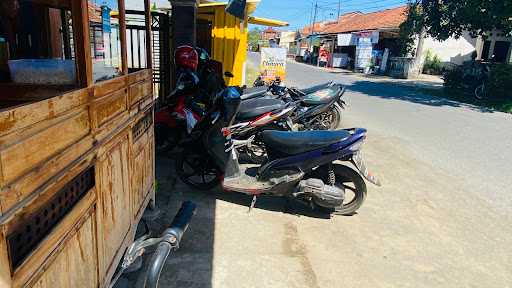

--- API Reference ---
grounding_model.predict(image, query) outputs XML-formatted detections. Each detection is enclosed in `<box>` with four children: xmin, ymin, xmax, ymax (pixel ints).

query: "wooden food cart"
<box><xmin>0</xmin><ymin>0</ymin><xmax>155</xmax><ymax>287</ymax></box>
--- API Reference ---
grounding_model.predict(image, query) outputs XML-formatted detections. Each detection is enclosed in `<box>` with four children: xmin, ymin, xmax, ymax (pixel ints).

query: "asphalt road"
<box><xmin>250</xmin><ymin>51</ymin><xmax>512</xmax><ymax>214</ymax></box>
<box><xmin>144</xmin><ymin>52</ymin><xmax>512</xmax><ymax>288</ymax></box>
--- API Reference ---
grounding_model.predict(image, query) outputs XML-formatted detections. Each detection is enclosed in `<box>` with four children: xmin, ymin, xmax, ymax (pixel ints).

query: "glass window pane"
<box><xmin>125</xmin><ymin>1</ymin><xmax>148</xmax><ymax>73</ymax></box>
<box><xmin>0</xmin><ymin>1</ymin><xmax>78</xmax><ymax>109</ymax></box>
<box><xmin>88</xmin><ymin>0</ymin><xmax>122</xmax><ymax>82</ymax></box>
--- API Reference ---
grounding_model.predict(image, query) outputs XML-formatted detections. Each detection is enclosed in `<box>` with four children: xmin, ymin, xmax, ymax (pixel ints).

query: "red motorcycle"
<box><xmin>155</xmin><ymin>46</ymin><xmax>204</xmax><ymax>152</ymax></box>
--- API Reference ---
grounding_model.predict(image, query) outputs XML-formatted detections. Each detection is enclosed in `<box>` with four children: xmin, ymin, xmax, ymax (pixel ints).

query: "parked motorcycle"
<box><xmin>176</xmin><ymin>86</ymin><xmax>380</xmax><ymax>216</ymax></box>
<box><xmin>232</xmin><ymin>83</ymin><xmax>346</xmax><ymax>163</ymax></box>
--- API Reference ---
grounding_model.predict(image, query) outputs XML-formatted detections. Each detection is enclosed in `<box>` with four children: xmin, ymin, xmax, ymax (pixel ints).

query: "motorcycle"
<box><xmin>232</xmin><ymin>83</ymin><xmax>346</xmax><ymax>163</ymax></box>
<box><xmin>176</xmin><ymin>86</ymin><xmax>381</xmax><ymax>216</ymax></box>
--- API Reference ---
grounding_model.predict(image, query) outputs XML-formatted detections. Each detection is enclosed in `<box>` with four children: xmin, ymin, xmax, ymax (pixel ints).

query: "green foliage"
<box><xmin>488</xmin><ymin>64</ymin><xmax>512</xmax><ymax>99</ymax></box>
<box><xmin>443</xmin><ymin>68</ymin><xmax>464</xmax><ymax>90</ymax></box>
<box><xmin>423</xmin><ymin>50</ymin><xmax>443</xmax><ymax>75</ymax></box>
<box><xmin>444</xmin><ymin>64</ymin><xmax>512</xmax><ymax>100</ymax></box>
<box><xmin>399</xmin><ymin>0</ymin><xmax>512</xmax><ymax>55</ymax></box>
<box><xmin>398</xmin><ymin>2</ymin><xmax>423</xmax><ymax>56</ymax></box>
<box><xmin>248</xmin><ymin>27</ymin><xmax>262</xmax><ymax>49</ymax></box>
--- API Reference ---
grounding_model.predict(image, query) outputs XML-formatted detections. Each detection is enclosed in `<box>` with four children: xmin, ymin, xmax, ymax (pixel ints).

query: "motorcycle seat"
<box><xmin>236</xmin><ymin>98</ymin><xmax>285</xmax><ymax>121</ymax></box>
<box><xmin>240</xmin><ymin>86</ymin><xmax>268</xmax><ymax>100</ymax></box>
<box><xmin>262</xmin><ymin>129</ymin><xmax>352</xmax><ymax>158</ymax></box>
<box><xmin>302</xmin><ymin>85</ymin><xmax>341</xmax><ymax>105</ymax></box>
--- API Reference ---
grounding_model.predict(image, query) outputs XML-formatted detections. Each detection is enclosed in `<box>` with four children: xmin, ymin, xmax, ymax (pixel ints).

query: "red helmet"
<box><xmin>174</xmin><ymin>45</ymin><xmax>198</xmax><ymax>71</ymax></box>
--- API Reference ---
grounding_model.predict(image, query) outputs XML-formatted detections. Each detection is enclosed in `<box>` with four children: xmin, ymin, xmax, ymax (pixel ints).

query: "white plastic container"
<box><xmin>8</xmin><ymin>59</ymin><xmax>76</xmax><ymax>85</ymax></box>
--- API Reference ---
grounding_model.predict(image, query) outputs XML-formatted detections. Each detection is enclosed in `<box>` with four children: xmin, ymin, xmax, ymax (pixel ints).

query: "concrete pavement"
<box><xmin>129</xmin><ymin>52</ymin><xmax>512</xmax><ymax>288</ymax></box>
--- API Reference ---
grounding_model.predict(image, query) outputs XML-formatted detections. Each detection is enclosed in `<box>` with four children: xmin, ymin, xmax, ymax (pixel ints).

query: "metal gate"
<box><xmin>126</xmin><ymin>10</ymin><xmax>171</xmax><ymax>98</ymax></box>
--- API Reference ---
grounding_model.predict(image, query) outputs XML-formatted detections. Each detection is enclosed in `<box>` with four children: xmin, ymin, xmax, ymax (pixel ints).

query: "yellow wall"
<box><xmin>198</xmin><ymin>6</ymin><xmax>248</xmax><ymax>86</ymax></box>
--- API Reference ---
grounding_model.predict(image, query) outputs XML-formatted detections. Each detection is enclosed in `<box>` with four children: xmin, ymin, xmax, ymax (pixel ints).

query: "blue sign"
<box><xmin>102</xmin><ymin>6</ymin><xmax>111</xmax><ymax>33</ymax></box>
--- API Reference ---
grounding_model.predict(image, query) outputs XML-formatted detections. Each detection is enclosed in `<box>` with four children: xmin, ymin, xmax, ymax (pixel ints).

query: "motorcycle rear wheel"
<box><xmin>243</xmin><ymin>123</ymin><xmax>286</xmax><ymax>164</ymax></box>
<box><xmin>306</xmin><ymin>102</ymin><xmax>343</xmax><ymax>130</ymax></box>
<box><xmin>313</xmin><ymin>164</ymin><xmax>367</xmax><ymax>215</ymax></box>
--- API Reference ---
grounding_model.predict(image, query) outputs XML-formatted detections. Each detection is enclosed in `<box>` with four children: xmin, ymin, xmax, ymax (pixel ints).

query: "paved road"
<box><xmin>146</xmin><ymin>52</ymin><xmax>512</xmax><ymax>288</ymax></box>
<box><xmin>250</xmin><ymin>52</ymin><xmax>512</xmax><ymax>214</ymax></box>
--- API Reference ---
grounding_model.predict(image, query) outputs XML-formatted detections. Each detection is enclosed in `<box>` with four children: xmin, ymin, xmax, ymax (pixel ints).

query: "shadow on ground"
<box><xmin>122</xmin><ymin>150</ymin><xmax>333</xmax><ymax>287</ymax></box>
<box><xmin>347</xmin><ymin>80</ymin><xmax>496</xmax><ymax>113</ymax></box>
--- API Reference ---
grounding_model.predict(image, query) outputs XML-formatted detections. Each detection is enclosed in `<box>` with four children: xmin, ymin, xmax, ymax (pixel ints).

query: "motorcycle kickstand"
<box><xmin>248</xmin><ymin>195</ymin><xmax>258</xmax><ymax>213</ymax></box>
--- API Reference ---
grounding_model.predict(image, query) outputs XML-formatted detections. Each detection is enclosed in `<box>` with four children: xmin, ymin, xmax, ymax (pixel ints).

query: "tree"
<box><xmin>248</xmin><ymin>27</ymin><xmax>262</xmax><ymax>48</ymax></box>
<box><xmin>399</xmin><ymin>0</ymin><xmax>512</xmax><ymax>55</ymax></box>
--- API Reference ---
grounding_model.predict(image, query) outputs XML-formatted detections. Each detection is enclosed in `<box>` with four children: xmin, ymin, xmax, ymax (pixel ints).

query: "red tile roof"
<box><xmin>303</xmin><ymin>6</ymin><xmax>408</xmax><ymax>35</ymax></box>
<box><xmin>263</xmin><ymin>26</ymin><xmax>277</xmax><ymax>33</ymax></box>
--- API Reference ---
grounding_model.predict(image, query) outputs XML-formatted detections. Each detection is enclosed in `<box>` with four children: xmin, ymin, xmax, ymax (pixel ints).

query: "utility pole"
<box><xmin>337</xmin><ymin>0</ymin><xmax>341</xmax><ymax>22</ymax></box>
<box><xmin>311</xmin><ymin>2</ymin><xmax>318</xmax><ymax>35</ymax></box>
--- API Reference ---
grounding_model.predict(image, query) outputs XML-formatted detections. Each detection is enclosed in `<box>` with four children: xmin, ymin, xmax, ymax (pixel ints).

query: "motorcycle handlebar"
<box><xmin>145</xmin><ymin>201</ymin><xmax>197</xmax><ymax>288</ymax></box>
<box><xmin>145</xmin><ymin>242</ymin><xmax>172</xmax><ymax>288</ymax></box>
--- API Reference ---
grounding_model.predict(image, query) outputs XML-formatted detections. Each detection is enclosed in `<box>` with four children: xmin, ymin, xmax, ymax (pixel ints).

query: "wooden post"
<box><xmin>118</xmin><ymin>0</ymin><xmax>128</xmax><ymax>75</ymax></box>
<box><xmin>71</xmin><ymin>0</ymin><xmax>93</xmax><ymax>87</ymax></box>
<box><xmin>144</xmin><ymin>0</ymin><xmax>153</xmax><ymax>69</ymax></box>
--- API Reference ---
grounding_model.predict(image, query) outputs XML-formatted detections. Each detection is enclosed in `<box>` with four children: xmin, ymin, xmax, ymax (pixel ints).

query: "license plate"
<box><xmin>352</xmin><ymin>152</ymin><xmax>381</xmax><ymax>186</ymax></box>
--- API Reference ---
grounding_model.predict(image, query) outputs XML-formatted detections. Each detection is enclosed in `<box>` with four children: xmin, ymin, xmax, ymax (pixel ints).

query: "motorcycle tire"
<box><xmin>312</xmin><ymin>164</ymin><xmax>367</xmax><ymax>215</ymax></box>
<box><xmin>244</xmin><ymin>123</ymin><xmax>287</xmax><ymax>164</ymax></box>
<box><xmin>305</xmin><ymin>102</ymin><xmax>343</xmax><ymax>131</ymax></box>
<box><xmin>175</xmin><ymin>150</ymin><xmax>220</xmax><ymax>190</ymax></box>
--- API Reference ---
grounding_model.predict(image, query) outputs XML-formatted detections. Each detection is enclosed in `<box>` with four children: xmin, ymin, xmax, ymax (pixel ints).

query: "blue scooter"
<box><xmin>176</xmin><ymin>87</ymin><xmax>380</xmax><ymax>215</ymax></box>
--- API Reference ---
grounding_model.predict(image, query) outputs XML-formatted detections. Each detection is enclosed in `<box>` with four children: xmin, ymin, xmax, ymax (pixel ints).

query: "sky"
<box><xmin>250</xmin><ymin>0</ymin><xmax>409</xmax><ymax>31</ymax></box>
<box><xmin>123</xmin><ymin>0</ymin><xmax>409</xmax><ymax>31</ymax></box>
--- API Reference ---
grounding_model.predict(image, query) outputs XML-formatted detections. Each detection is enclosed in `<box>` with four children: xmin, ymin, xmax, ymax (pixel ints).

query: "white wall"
<box><xmin>422</xmin><ymin>32</ymin><xmax>478</xmax><ymax>65</ymax></box>
<box><xmin>419</xmin><ymin>30</ymin><xmax>512</xmax><ymax>65</ymax></box>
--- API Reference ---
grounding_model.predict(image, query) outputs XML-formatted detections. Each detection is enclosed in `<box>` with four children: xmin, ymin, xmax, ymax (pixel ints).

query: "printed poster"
<box><xmin>355</xmin><ymin>37</ymin><xmax>372</xmax><ymax>69</ymax></box>
<box><xmin>259</xmin><ymin>47</ymin><xmax>287</xmax><ymax>84</ymax></box>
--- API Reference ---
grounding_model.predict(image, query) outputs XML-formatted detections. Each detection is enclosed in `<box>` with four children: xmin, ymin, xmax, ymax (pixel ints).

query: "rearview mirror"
<box><xmin>224</xmin><ymin>71</ymin><xmax>234</xmax><ymax>78</ymax></box>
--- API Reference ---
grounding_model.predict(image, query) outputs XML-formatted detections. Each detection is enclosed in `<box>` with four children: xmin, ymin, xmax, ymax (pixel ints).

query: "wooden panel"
<box><xmin>144</xmin><ymin>0</ymin><xmax>153</xmax><ymax>69</ymax></box>
<box><xmin>91</xmin><ymin>89</ymin><xmax>128</xmax><ymax>128</ymax></box>
<box><xmin>128</xmin><ymin>80</ymin><xmax>152</xmax><ymax>107</ymax></box>
<box><xmin>96</xmin><ymin>133</ymin><xmax>132</xmax><ymax>278</ymax></box>
<box><xmin>119</xmin><ymin>0</ymin><xmax>128</xmax><ymax>75</ymax></box>
<box><xmin>127</xmin><ymin>69</ymin><xmax>152</xmax><ymax>85</ymax></box>
<box><xmin>0</xmin><ymin>136</ymin><xmax>94</xmax><ymax>215</ymax></box>
<box><xmin>131</xmin><ymin>146</ymin><xmax>145</xmax><ymax>217</ymax></box>
<box><xmin>0</xmin><ymin>88</ymin><xmax>88</xmax><ymax>137</ymax></box>
<box><xmin>101</xmin><ymin>187</ymin><xmax>152</xmax><ymax>287</ymax></box>
<box><xmin>0</xmin><ymin>110</ymin><xmax>90</xmax><ymax>186</ymax></box>
<box><xmin>92</xmin><ymin>76</ymin><xmax>127</xmax><ymax>98</ymax></box>
<box><xmin>130</xmin><ymin>118</ymin><xmax>154</xmax><ymax>218</ymax></box>
<box><xmin>144</xmin><ymin>127</ymin><xmax>154</xmax><ymax>196</ymax></box>
<box><xmin>29</xmin><ymin>213</ymin><xmax>97</xmax><ymax>288</ymax></box>
<box><xmin>11</xmin><ymin>190</ymin><xmax>96</xmax><ymax>287</ymax></box>
<box><xmin>0</xmin><ymin>231</ymin><xmax>12</xmax><ymax>287</ymax></box>
<box><xmin>71</xmin><ymin>0</ymin><xmax>93</xmax><ymax>87</ymax></box>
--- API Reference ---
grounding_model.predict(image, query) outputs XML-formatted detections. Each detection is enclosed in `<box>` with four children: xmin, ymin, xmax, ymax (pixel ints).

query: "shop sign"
<box><xmin>260</xmin><ymin>47</ymin><xmax>287</xmax><ymax>83</ymax></box>
<box><xmin>337</xmin><ymin>33</ymin><xmax>357</xmax><ymax>46</ymax></box>
<box><xmin>102</xmin><ymin>6</ymin><xmax>111</xmax><ymax>33</ymax></box>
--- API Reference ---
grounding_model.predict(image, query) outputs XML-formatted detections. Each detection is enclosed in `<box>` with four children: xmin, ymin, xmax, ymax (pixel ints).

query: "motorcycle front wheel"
<box><xmin>176</xmin><ymin>151</ymin><xmax>221</xmax><ymax>190</ymax></box>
